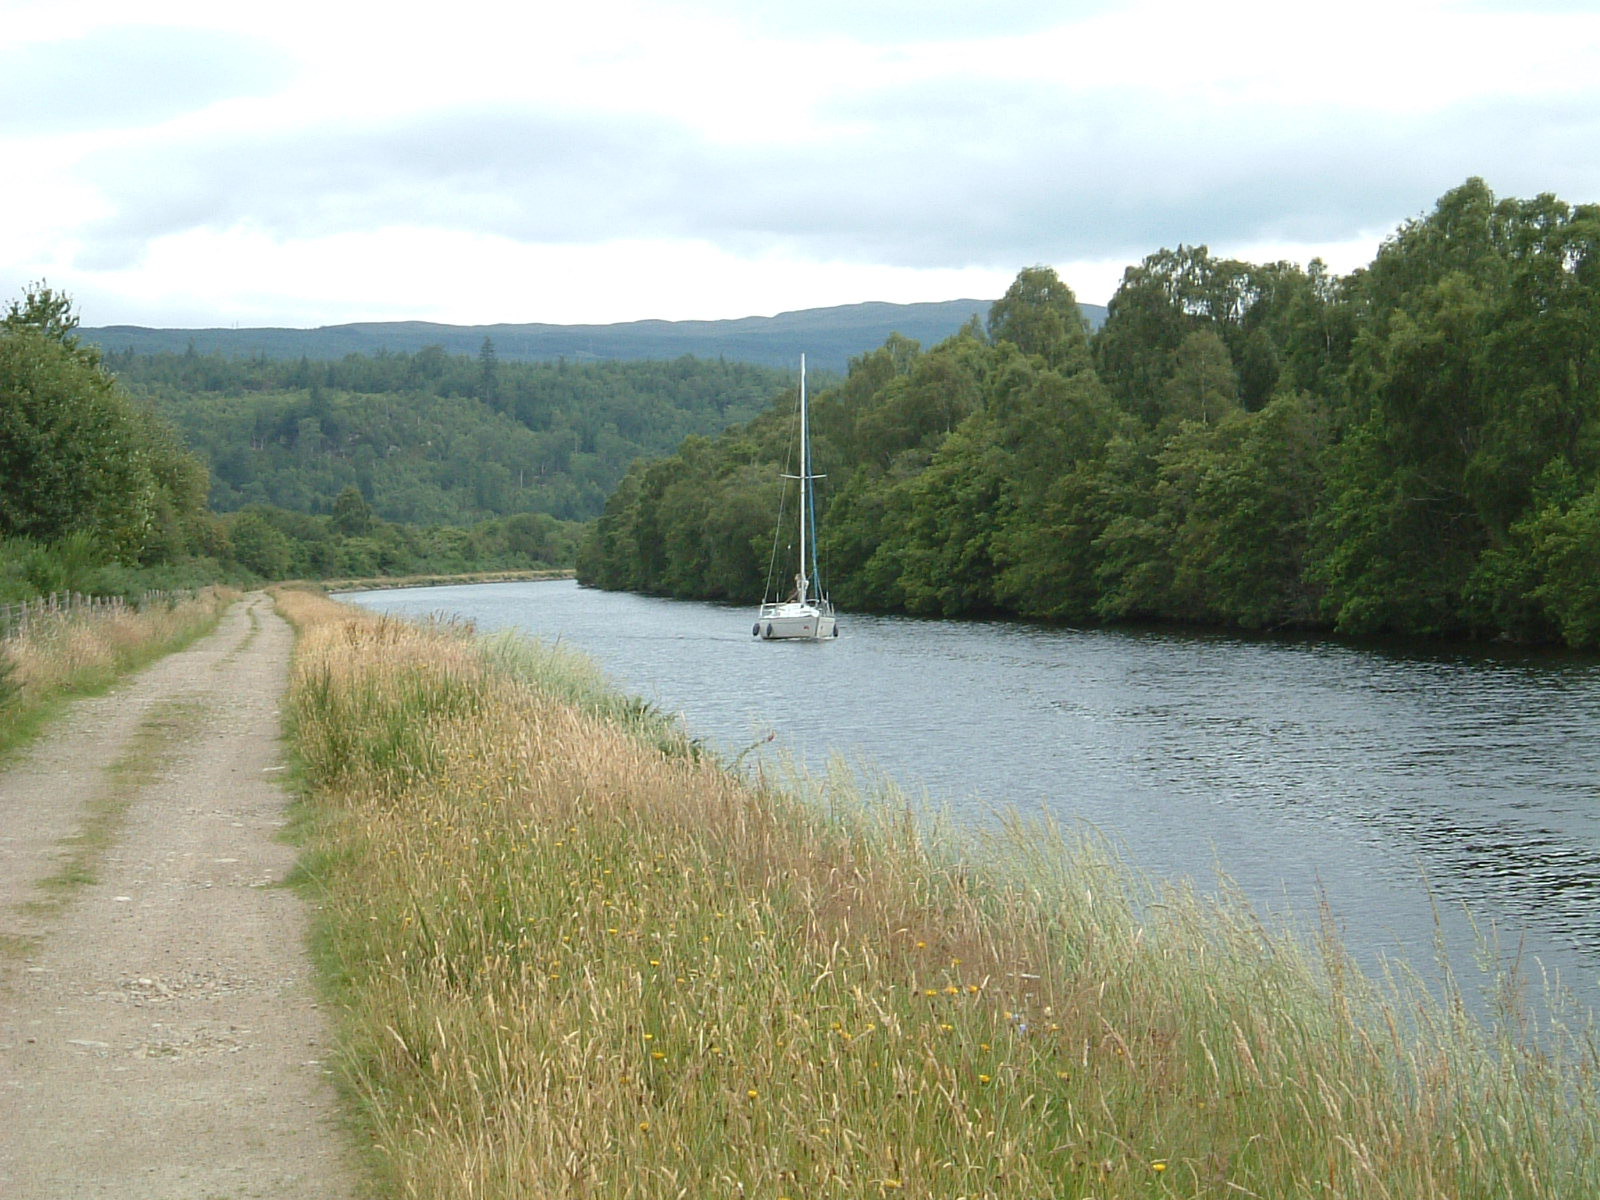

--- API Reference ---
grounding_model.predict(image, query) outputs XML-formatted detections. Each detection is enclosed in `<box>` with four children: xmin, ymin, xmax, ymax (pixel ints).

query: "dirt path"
<box><xmin>0</xmin><ymin>594</ymin><xmax>360</xmax><ymax>1199</ymax></box>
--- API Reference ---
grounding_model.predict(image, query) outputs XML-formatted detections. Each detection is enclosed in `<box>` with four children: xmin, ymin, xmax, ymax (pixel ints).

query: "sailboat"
<box><xmin>753</xmin><ymin>354</ymin><xmax>839</xmax><ymax>641</ymax></box>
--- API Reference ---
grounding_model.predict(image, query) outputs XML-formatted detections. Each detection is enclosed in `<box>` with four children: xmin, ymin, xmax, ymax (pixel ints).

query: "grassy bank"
<box><xmin>280</xmin><ymin>590</ymin><xmax>1600</xmax><ymax>1199</ymax></box>
<box><xmin>0</xmin><ymin>588</ymin><xmax>234</xmax><ymax>759</ymax></box>
<box><xmin>316</xmin><ymin>568</ymin><xmax>575</xmax><ymax>594</ymax></box>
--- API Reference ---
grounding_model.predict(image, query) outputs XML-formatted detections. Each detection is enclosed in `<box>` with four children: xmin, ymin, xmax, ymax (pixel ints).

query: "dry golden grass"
<box><xmin>281</xmin><ymin>588</ymin><xmax>1600</xmax><ymax>1199</ymax></box>
<box><xmin>0</xmin><ymin>589</ymin><xmax>234</xmax><ymax>755</ymax></box>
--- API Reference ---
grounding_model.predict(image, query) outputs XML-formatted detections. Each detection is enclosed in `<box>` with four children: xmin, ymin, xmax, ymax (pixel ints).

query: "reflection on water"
<box><xmin>346</xmin><ymin>579</ymin><xmax>1600</xmax><ymax>1011</ymax></box>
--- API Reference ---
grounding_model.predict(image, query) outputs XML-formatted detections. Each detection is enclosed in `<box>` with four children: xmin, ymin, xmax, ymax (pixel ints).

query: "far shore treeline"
<box><xmin>579</xmin><ymin>180</ymin><xmax>1600</xmax><ymax>648</ymax></box>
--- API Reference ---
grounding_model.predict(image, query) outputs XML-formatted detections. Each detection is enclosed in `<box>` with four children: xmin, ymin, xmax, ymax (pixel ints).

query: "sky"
<box><xmin>4</xmin><ymin>0</ymin><xmax>1599</xmax><ymax>330</ymax></box>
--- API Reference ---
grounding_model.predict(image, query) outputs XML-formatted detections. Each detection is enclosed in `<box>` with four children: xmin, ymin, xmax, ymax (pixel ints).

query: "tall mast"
<box><xmin>797</xmin><ymin>354</ymin><xmax>809</xmax><ymax>605</ymax></box>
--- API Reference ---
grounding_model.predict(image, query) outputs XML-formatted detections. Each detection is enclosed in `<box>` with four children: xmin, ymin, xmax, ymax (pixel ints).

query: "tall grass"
<box><xmin>280</xmin><ymin>589</ymin><xmax>1600</xmax><ymax>1199</ymax></box>
<box><xmin>0</xmin><ymin>587</ymin><xmax>234</xmax><ymax>757</ymax></box>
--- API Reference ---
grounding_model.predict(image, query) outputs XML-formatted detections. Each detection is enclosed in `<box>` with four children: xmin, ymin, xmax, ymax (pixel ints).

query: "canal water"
<box><xmin>346</xmin><ymin>579</ymin><xmax>1600</xmax><ymax>1017</ymax></box>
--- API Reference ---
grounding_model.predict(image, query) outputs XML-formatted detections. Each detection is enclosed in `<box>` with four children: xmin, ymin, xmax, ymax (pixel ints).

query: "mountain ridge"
<box><xmin>82</xmin><ymin>298</ymin><xmax>1109</xmax><ymax>374</ymax></box>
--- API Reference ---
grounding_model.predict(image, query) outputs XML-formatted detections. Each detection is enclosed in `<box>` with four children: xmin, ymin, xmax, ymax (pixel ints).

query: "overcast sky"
<box><xmin>4</xmin><ymin>0</ymin><xmax>1598</xmax><ymax>329</ymax></box>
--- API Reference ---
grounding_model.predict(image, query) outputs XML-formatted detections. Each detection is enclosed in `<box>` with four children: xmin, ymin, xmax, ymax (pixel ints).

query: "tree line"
<box><xmin>579</xmin><ymin>180</ymin><xmax>1600</xmax><ymax>648</ymax></box>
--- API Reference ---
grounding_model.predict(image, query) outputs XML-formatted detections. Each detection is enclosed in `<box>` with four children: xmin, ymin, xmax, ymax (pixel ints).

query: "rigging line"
<box><xmin>762</xmin><ymin>382</ymin><xmax>803</xmax><ymax>604</ymax></box>
<box><xmin>764</xmin><ymin>483</ymin><xmax>791</xmax><ymax>603</ymax></box>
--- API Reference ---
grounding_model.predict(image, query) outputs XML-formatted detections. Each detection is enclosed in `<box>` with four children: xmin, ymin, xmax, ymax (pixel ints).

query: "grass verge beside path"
<box><xmin>0</xmin><ymin>588</ymin><xmax>235</xmax><ymax>761</ymax></box>
<box><xmin>279</xmin><ymin>588</ymin><xmax>1600</xmax><ymax>1200</ymax></box>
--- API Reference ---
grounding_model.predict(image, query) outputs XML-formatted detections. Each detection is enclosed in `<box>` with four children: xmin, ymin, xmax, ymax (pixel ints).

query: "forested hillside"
<box><xmin>580</xmin><ymin>180</ymin><xmax>1600</xmax><ymax>648</ymax></box>
<box><xmin>113</xmin><ymin>351</ymin><xmax>791</xmax><ymax>524</ymax></box>
<box><xmin>10</xmin><ymin>290</ymin><xmax>792</xmax><ymax>596</ymax></box>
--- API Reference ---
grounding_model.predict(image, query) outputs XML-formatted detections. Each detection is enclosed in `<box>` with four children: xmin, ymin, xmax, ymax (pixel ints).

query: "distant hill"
<box><xmin>81</xmin><ymin>299</ymin><xmax>1109</xmax><ymax>375</ymax></box>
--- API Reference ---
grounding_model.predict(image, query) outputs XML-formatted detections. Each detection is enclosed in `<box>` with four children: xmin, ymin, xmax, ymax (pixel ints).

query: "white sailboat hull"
<box><xmin>755</xmin><ymin>602</ymin><xmax>837</xmax><ymax>641</ymax></box>
<box><xmin>753</xmin><ymin>354</ymin><xmax>841</xmax><ymax>643</ymax></box>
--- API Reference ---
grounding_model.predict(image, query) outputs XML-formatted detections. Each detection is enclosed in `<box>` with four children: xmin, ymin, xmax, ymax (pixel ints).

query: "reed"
<box><xmin>279</xmin><ymin>588</ymin><xmax>1600</xmax><ymax>1199</ymax></box>
<box><xmin>0</xmin><ymin>588</ymin><xmax>233</xmax><ymax>757</ymax></box>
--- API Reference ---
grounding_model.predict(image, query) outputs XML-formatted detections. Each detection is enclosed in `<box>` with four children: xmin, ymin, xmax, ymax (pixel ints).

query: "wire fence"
<box><xmin>0</xmin><ymin>590</ymin><xmax>191</xmax><ymax>640</ymax></box>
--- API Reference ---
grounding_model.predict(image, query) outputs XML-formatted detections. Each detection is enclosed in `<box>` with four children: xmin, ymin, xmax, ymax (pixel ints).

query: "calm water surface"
<box><xmin>347</xmin><ymin>579</ymin><xmax>1600</xmax><ymax>1012</ymax></box>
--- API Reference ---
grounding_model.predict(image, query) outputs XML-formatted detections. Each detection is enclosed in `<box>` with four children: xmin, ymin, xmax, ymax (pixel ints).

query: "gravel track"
<box><xmin>0</xmin><ymin>593</ymin><xmax>359</xmax><ymax>1199</ymax></box>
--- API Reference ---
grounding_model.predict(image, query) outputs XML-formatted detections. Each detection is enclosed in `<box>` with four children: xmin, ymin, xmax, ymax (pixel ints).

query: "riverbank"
<box><xmin>316</xmin><ymin>567</ymin><xmax>574</xmax><ymax>594</ymax></box>
<box><xmin>281</xmin><ymin>588</ymin><xmax>1599</xmax><ymax>1198</ymax></box>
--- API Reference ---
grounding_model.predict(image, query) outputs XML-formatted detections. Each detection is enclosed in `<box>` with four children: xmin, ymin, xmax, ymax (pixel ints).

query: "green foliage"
<box><xmin>112</xmin><ymin>350</ymin><xmax>792</xmax><ymax>525</ymax></box>
<box><xmin>1512</xmin><ymin>479</ymin><xmax>1600</xmax><ymax>646</ymax></box>
<box><xmin>1094</xmin><ymin>246</ymin><xmax>1351</xmax><ymax>422</ymax></box>
<box><xmin>1311</xmin><ymin>180</ymin><xmax>1600</xmax><ymax>640</ymax></box>
<box><xmin>330</xmin><ymin>484</ymin><xmax>375</xmax><ymax>537</ymax></box>
<box><xmin>213</xmin><ymin>502</ymin><xmax>584</xmax><ymax>584</ymax></box>
<box><xmin>987</xmin><ymin>265</ymin><xmax>1092</xmax><ymax>371</ymax></box>
<box><xmin>0</xmin><ymin>646</ymin><xmax>15</xmax><ymax>712</ymax></box>
<box><xmin>0</xmin><ymin>531</ymin><xmax>103</xmax><ymax>599</ymax></box>
<box><xmin>3</xmin><ymin>281</ymin><xmax>84</xmax><ymax>348</ymax></box>
<box><xmin>581</xmin><ymin>186</ymin><xmax>1600</xmax><ymax>648</ymax></box>
<box><xmin>228</xmin><ymin>509</ymin><xmax>297</xmax><ymax>579</ymax></box>
<box><xmin>1</xmin><ymin>286</ymin><xmax>211</xmax><ymax>568</ymax></box>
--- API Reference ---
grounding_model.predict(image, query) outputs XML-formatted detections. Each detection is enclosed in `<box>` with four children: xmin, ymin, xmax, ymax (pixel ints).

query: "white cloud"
<box><xmin>60</xmin><ymin>225</ymin><xmax>1014</xmax><ymax>327</ymax></box>
<box><xmin>0</xmin><ymin>26</ymin><xmax>294</xmax><ymax>135</ymax></box>
<box><xmin>3</xmin><ymin>0</ymin><xmax>1598</xmax><ymax>326</ymax></box>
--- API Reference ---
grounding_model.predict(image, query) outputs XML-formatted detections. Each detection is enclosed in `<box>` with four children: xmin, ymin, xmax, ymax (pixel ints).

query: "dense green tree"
<box><xmin>227</xmin><ymin>509</ymin><xmax>295</xmax><ymax>578</ymax></box>
<box><xmin>478</xmin><ymin>337</ymin><xmax>501</xmax><ymax>408</ymax></box>
<box><xmin>1095</xmin><ymin>247</ymin><xmax>1341</xmax><ymax>423</ymax></box>
<box><xmin>578</xmin><ymin>187</ymin><xmax>1600</xmax><ymax>648</ymax></box>
<box><xmin>331</xmin><ymin>484</ymin><xmax>375</xmax><ymax>536</ymax></box>
<box><xmin>1184</xmin><ymin>393</ymin><xmax>1329</xmax><ymax>628</ymax></box>
<box><xmin>1312</xmin><ymin>180</ymin><xmax>1600</xmax><ymax>639</ymax></box>
<box><xmin>1093</xmin><ymin>245</ymin><xmax>1219</xmax><ymax>420</ymax></box>
<box><xmin>3</xmin><ymin>281</ymin><xmax>84</xmax><ymax>348</ymax></box>
<box><xmin>1523</xmin><ymin>480</ymin><xmax>1600</xmax><ymax>646</ymax></box>
<box><xmin>985</xmin><ymin>349</ymin><xmax>1127</xmax><ymax>620</ymax></box>
<box><xmin>891</xmin><ymin>415</ymin><xmax>1007</xmax><ymax>616</ymax></box>
<box><xmin>987</xmin><ymin>266</ymin><xmax>1091</xmax><ymax>371</ymax></box>
<box><xmin>1</xmin><ymin>287</ymin><xmax>209</xmax><ymax>564</ymax></box>
<box><xmin>1161</xmin><ymin>328</ymin><xmax>1240</xmax><ymax>427</ymax></box>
